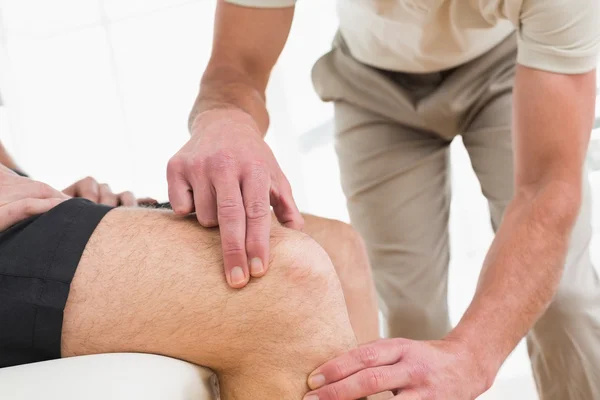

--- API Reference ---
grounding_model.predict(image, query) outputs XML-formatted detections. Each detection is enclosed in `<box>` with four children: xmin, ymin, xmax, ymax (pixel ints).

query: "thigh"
<box><xmin>462</xmin><ymin>92</ymin><xmax>515</xmax><ymax>230</ymax></box>
<box><xmin>334</xmin><ymin>101</ymin><xmax>452</xmax><ymax>337</ymax></box>
<box><xmin>61</xmin><ymin>207</ymin><xmax>354</xmax><ymax>374</ymax></box>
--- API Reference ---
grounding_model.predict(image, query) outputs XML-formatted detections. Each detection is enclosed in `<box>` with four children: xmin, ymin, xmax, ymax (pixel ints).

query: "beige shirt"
<box><xmin>225</xmin><ymin>0</ymin><xmax>600</xmax><ymax>74</ymax></box>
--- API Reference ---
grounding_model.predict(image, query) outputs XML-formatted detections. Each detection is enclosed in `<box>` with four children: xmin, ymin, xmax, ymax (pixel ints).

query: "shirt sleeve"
<box><xmin>224</xmin><ymin>0</ymin><xmax>296</xmax><ymax>8</ymax></box>
<box><xmin>516</xmin><ymin>0</ymin><xmax>600</xmax><ymax>74</ymax></box>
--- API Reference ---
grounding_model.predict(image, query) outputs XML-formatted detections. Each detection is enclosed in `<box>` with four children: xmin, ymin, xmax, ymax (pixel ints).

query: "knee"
<box><xmin>270</xmin><ymin>226</ymin><xmax>340</xmax><ymax>292</ymax></box>
<box><xmin>314</xmin><ymin>219</ymin><xmax>373</xmax><ymax>288</ymax></box>
<box><xmin>258</xmin><ymin>227</ymin><xmax>357</xmax><ymax>360</ymax></box>
<box><xmin>270</xmin><ymin>228</ymin><xmax>355</xmax><ymax>328</ymax></box>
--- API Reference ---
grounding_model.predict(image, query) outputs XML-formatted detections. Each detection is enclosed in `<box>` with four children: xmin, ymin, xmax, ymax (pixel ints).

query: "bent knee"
<box><xmin>226</xmin><ymin>227</ymin><xmax>357</xmax><ymax>368</ymax></box>
<box><xmin>302</xmin><ymin>216</ymin><xmax>371</xmax><ymax>281</ymax></box>
<box><xmin>269</xmin><ymin>226</ymin><xmax>341</xmax><ymax>295</ymax></box>
<box><xmin>268</xmin><ymin>226</ymin><xmax>354</xmax><ymax>326</ymax></box>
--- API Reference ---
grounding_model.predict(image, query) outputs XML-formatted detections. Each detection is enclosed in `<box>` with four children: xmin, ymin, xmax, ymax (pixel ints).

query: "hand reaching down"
<box><xmin>167</xmin><ymin>108</ymin><xmax>304</xmax><ymax>288</ymax></box>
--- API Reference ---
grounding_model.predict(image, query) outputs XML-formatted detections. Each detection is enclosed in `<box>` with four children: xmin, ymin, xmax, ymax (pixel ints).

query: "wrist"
<box><xmin>444</xmin><ymin>327</ymin><xmax>502</xmax><ymax>391</ymax></box>
<box><xmin>190</xmin><ymin>106</ymin><xmax>247</xmax><ymax>130</ymax></box>
<box><xmin>190</xmin><ymin>107</ymin><xmax>263</xmax><ymax>139</ymax></box>
<box><xmin>192</xmin><ymin>70</ymin><xmax>269</xmax><ymax>133</ymax></box>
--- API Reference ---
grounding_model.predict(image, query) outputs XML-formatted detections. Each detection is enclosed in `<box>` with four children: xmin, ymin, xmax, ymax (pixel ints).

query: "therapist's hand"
<box><xmin>0</xmin><ymin>165</ymin><xmax>69</xmax><ymax>231</ymax></box>
<box><xmin>304</xmin><ymin>338</ymin><xmax>491</xmax><ymax>400</ymax></box>
<box><xmin>167</xmin><ymin>108</ymin><xmax>303</xmax><ymax>288</ymax></box>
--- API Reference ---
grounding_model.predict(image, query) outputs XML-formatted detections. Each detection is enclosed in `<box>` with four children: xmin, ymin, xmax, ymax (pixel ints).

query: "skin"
<box><xmin>0</xmin><ymin>164</ymin><xmax>69</xmax><ymax>231</ymax></box>
<box><xmin>0</xmin><ymin>152</ymin><xmax>383</xmax><ymax>398</ymax></box>
<box><xmin>0</xmin><ymin>161</ymin><xmax>382</xmax><ymax>400</ymax></box>
<box><xmin>168</xmin><ymin>3</ymin><xmax>299</xmax><ymax>289</ymax></box>
<box><xmin>183</xmin><ymin>1</ymin><xmax>598</xmax><ymax>398</ymax></box>
<box><xmin>0</xmin><ymin>145</ymin><xmax>381</xmax><ymax>348</ymax></box>
<box><xmin>62</xmin><ymin>177</ymin><xmax>140</xmax><ymax>207</ymax></box>
<box><xmin>58</xmin><ymin>206</ymin><xmax>358</xmax><ymax>400</ymax></box>
<box><xmin>0</xmin><ymin>143</ymin><xmax>146</xmax><ymax>209</ymax></box>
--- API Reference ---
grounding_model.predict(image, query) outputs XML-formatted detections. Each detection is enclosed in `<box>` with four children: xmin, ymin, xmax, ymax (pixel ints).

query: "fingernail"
<box><xmin>303</xmin><ymin>395</ymin><xmax>319</xmax><ymax>400</ymax></box>
<box><xmin>230</xmin><ymin>267</ymin><xmax>246</xmax><ymax>285</ymax></box>
<box><xmin>250</xmin><ymin>258</ymin><xmax>264</xmax><ymax>276</ymax></box>
<box><xmin>308</xmin><ymin>374</ymin><xmax>325</xmax><ymax>389</ymax></box>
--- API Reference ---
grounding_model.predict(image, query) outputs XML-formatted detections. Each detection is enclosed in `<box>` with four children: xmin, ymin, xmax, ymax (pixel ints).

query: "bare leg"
<box><xmin>302</xmin><ymin>214</ymin><xmax>380</xmax><ymax>343</ymax></box>
<box><xmin>62</xmin><ymin>208</ymin><xmax>356</xmax><ymax>400</ymax></box>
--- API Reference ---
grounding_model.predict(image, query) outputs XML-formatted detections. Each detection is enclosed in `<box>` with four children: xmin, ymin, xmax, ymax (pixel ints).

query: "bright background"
<box><xmin>0</xmin><ymin>1</ymin><xmax>599</xmax><ymax>398</ymax></box>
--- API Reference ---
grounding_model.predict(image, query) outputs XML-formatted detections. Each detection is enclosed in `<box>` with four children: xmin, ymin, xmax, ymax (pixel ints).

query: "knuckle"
<box><xmin>357</xmin><ymin>346</ymin><xmax>379</xmax><ymax>368</ymax></box>
<box><xmin>222</xmin><ymin>243</ymin><xmax>245</xmax><ymax>257</ymax></box>
<box><xmin>326</xmin><ymin>384</ymin><xmax>345</xmax><ymax>400</ymax></box>
<box><xmin>83</xmin><ymin>176</ymin><xmax>97</xmax><ymax>186</ymax></box>
<box><xmin>246</xmin><ymin>160</ymin><xmax>268</xmax><ymax>179</ymax></box>
<box><xmin>245</xmin><ymin>200</ymin><xmax>270</xmax><ymax>220</ymax></box>
<box><xmin>167</xmin><ymin>157</ymin><xmax>185</xmax><ymax>175</ymax></box>
<box><xmin>209</xmin><ymin>150</ymin><xmax>237</xmax><ymax>170</ymax></box>
<box><xmin>218</xmin><ymin>198</ymin><xmax>243</xmax><ymax>218</ymax></box>
<box><xmin>408</xmin><ymin>361</ymin><xmax>428</xmax><ymax>383</ymax></box>
<box><xmin>188</xmin><ymin>155</ymin><xmax>207</xmax><ymax>171</ymax></box>
<box><xmin>333</xmin><ymin>361</ymin><xmax>350</xmax><ymax>381</ymax></box>
<box><xmin>35</xmin><ymin>182</ymin><xmax>54</xmax><ymax>198</ymax></box>
<box><xmin>22</xmin><ymin>198</ymin><xmax>36</xmax><ymax>213</ymax></box>
<box><xmin>363</xmin><ymin>369</ymin><xmax>387</xmax><ymax>392</ymax></box>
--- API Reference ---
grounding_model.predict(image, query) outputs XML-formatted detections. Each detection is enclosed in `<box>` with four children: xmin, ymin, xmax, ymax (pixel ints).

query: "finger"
<box><xmin>137</xmin><ymin>197</ymin><xmax>158</xmax><ymax>207</ymax></box>
<box><xmin>215</xmin><ymin>179</ymin><xmax>249</xmax><ymax>288</ymax></box>
<box><xmin>167</xmin><ymin>158</ymin><xmax>194</xmax><ymax>215</ymax></box>
<box><xmin>308</xmin><ymin>339</ymin><xmax>409</xmax><ymax>389</ymax></box>
<box><xmin>117</xmin><ymin>191</ymin><xmax>137</xmax><ymax>207</ymax></box>
<box><xmin>76</xmin><ymin>177</ymin><xmax>100</xmax><ymax>202</ymax></box>
<box><xmin>241</xmin><ymin>165</ymin><xmax>271</xmax><ymax>278</ymax></box>
<box><xmin>98</xmin><ymin>184</ymin><xmax>119</xmax><ymax>207</ymax></box>
<box><xmin>0</xmin><ymin>198</ymin><xmax>65</xmax><ymax>231</ymax></box>
<box><xmin>62</xmin><ymin>182</ymin><xmax>77</xmax><ymax>197</ymax></box>
<box><xmin>192</xmin><ymin>176</ymin><xmax>218</xmax><ymax>227</ymax></box>
<box><xmin>13</xmin><ymin>181</ymin><xmax>70</xmax><ymax>203</ymax></box>
<box><xmin>304</xmin><ymin>366</ymin><xmax>410</xmax><ymax>400</ymax></box>
<box><xmin>271</xmin><ymin>175</ymin><xmax>304</xmax><ymax>230</ymax></box>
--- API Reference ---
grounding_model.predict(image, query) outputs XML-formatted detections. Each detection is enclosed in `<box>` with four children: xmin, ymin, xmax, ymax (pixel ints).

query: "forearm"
<box><xmin>188</xmin><ymin>0</ymin><xmax>293</xmax><ymax>135</ymax></box>
<box><xmin>449</xmin><ymin>183</ymin><xmax>579</xmax><ymax>381</ymax></box>
<box><xmin>448</xmin><ymin>66</ymin><xmax>596</xmax><ymax>385</ymax></box>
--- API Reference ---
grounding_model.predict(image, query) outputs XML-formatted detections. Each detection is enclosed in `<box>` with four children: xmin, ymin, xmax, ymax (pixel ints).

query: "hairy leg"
<box><xmin>302</xmin><ymin>214</ymin><xmax>380</xmax><ymax>343</ymax></box>
<box><xmin>62</xmin><ymin>208</ymin><xmax>356</xmax><ymax>400</ymax></box>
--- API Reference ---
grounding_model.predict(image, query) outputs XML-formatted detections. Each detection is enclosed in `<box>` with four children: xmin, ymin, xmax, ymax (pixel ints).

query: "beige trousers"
<box><xmin>312</xmin><ymin>33</ymin><xmax>600</xmax><ymax>400</ymax></box>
